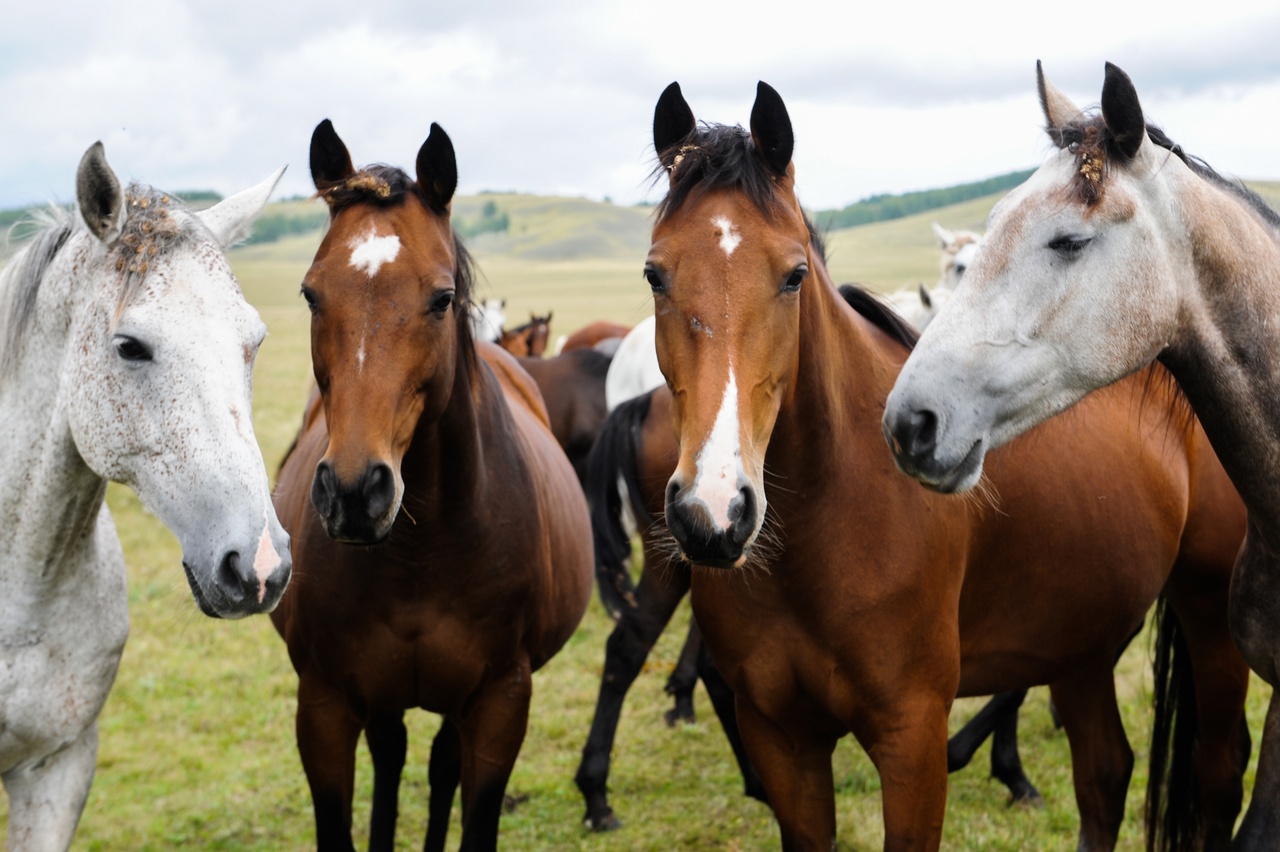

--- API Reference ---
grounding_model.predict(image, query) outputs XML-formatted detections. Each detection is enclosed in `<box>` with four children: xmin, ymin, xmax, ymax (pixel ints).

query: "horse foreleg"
<box><xmin>424</xmin><ymin>719</ymin><xmax>461</xmax><ymax>852</ymax></box>
<box><xmin>695</xmin><ymin>641</ymin><xmax>767</xmax><ymax>804</ymax></box>
<box><xmin>735</xmin><ymin>699</ymin><xmax>837</xmax><ymax>851</ymax></box>
<box><xmin>455</xmin><ymin>663</ymin><xmax>532</xmax><ymax>852</ymax></box>
<box><xmin>1232</xmin><ymin>694</ymin><xmax>1280</xmax><ymax>850</ymax></box>
<box><xmin>862</xmin><ymin>695</ymin><xmax>951</xmax><ymax>852</ymax></box>
<box><xmin>664</xmin><ymin>617</ymin><xmax>702</xmax><ymax>726</ymax></box>
<box><xmin>365</xmin><ymin>710</ymin><xmax>407</xmax><ymax>852</ymax></box>
<box><xmin>296</xmin><ymin>676</ymin><xmax>362</xmax><ymax>852</ymax></box>
<box><xmin>2</xmin><ymin>723</ymin><xmax>97</xmax><ymax>852</ymax></box>
<box><xmin>575</xmin><ymin>563</ymin><xmax>689</xmax><ymax>831</ymax></box>
<box><xmin>1048</xmin><ymin>663</ymin><xmax>1131</xmax><ymax>852</ymax></box>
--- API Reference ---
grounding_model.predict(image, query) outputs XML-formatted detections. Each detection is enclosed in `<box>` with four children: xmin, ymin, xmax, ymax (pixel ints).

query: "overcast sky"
<box><xmin>3</xmin><ymin>1</ymin><xmax>1279</xmax><ymax>211</ymax></box>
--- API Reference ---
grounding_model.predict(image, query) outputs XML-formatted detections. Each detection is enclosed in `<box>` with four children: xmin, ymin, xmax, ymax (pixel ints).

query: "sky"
<box><xmin>3</xmin><ymin>1</ymin><xmax>1280</xmax><ymax>211</ymax></box>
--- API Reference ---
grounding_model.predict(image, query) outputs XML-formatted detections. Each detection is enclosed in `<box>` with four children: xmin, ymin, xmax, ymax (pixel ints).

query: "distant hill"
<box><xmin>818</xmin><ymin>169</ymin><xmax>1035</xmax><ymax>230</ymax></box>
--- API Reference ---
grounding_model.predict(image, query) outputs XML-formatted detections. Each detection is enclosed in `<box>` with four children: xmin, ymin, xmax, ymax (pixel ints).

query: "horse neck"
<box><xmin>0</xmin><ymin>232</ymin><xmax>112</xmax><ymax>583</ymax></box>
<box><xmin>775</xmin><ymin>258</ymin><xmax>903</xmax><ymax>467</ymax></box>
<box><xmin>1160</xmin><ymin>176</ymin><xmax>1280</xmax><ymax>546</ymax></box>
<box><xmin>398</xmin><ymin>340</ymin><xmax>501</xmax><ymax>522</ymax></box>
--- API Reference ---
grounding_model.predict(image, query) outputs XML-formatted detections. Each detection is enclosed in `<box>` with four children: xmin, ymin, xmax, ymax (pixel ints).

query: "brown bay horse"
<box><xmin>558</xmin><ymin>319</ymin><xmax>632</xmax><ymax>354</ymax></box>
<box><xmin>498</xmin><ymin>312</ymin><xmax>552</xmax><ymax>357</ymax></box>
<box><xmin>271</xmin><ymin>119</ymin><xmax>593</xmax><ymax>852</ymax></box>
<box><xmin>517</xmin><ymin>347</ymin><xmax>611</xmax><ymax>485</ymax></box>
<box><xmin>643</xmin><ymin>81</ymin><xmax>1248</xmax><ymax>850</ymax></box>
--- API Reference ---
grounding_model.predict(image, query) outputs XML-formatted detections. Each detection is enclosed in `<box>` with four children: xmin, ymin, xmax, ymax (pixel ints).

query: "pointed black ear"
<box><xmin>653</xmin><ymin>82</ymin><xmax>696</xmax><ymax>162</ymax></box>
<box><xmin>1101</xmin><ymin>62</ymin><xmax>1145</xmax><ymax>160</ymax></box>
<box><xmin>918</xmin><ymin>283</ymin><xmax>932</xmax><ymax>309</ymax></box>
<box><xmin>416</xmin><ymin>123</ymin><xmax>458</xmax><ymax>213</ymax></box>
<box><xmin>310</xmin><ymin>119</ymin><xmax>355</xmax><ymax>190</ymax></box>
<box><xmin>76</xmin><ymin>141</ymin><xmax>124</xmax><ymax>243</ymax></box>
<box><xmin>750</xmin><ymin>81</ymin><xmax>793</xmax><ymax>176</ymax></box>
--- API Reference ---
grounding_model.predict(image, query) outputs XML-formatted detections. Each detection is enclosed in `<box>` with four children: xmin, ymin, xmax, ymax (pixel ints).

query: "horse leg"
<box><xmin>695</xmin><ymin>640</ymin><xmax>768</xmax><ymax>804</ymax></box>
<box><xmin>1048</xmin><ymin>662</ymin><xmax>1131</xmax><ymax>852</ymax></box>
<box><xmin>946</xmin><ymin>690</ymin><xmax>1042</xmax><ymax>805</ymax></box>
<box><xmin>862</xmin><ymin>694</ymin><xmax>952</xmax><ymax>851</ymax></box>
<box><xmin>365</xmin><ymin>710</ymin><xmax>407</xmax><ymax>852</ymax></box>
<box><xmin>1158</xmin><ymin>563</ymin><xmax>1250</xmax><ymax>850</ymax></box>
<box><xmin>454</xmin><ymin>663</ymin><xmax>532</xmax><ymax>852</ymax></box>
<box><xmin>2</xmin><ymin>723</ymin><xmax>97</xmax><ymax>852</ymax></box>
<box><xmin>575</xmin><ymin>560</ymin><xmax>690</xmax><ymax>831</ymax></box>
<box><xmin>734</xmin><ymin>699</ymin><xmax>837</xmax><ymax>851</ymax></box>
<box><xmin>1228</xmin><ymin>528</ymin><xmax>1280</xmax><ymax>850</ymax></box>
<box><xmin>424</xmin><ymin>719</ymin><xmax>461</xmax><ymax>852</ymax></box>
<box><xmin>664</xmin><ymin>616</ymin><xmax>702</xmax><ymax>726</ymax></box>
<box><xmin>296</xmin><ymin>676</ymin><xmax>363</xmax><ymax>852</ymax></box>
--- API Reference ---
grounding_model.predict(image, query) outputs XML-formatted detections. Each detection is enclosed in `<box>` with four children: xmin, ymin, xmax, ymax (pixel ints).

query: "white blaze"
<box><xmin>713</xmin><ymin>216</ymin><xmax>741</xmax><ymax>257</ymax></box>
<box><xmin>348</xmin><ymin>230</ymin><xmax>401</xmax><ymax>278</ymax></box>
<box><xmin>694</xmin><ymin>368</ymin><xmax>742</xmax><ymax>528</ymax></box>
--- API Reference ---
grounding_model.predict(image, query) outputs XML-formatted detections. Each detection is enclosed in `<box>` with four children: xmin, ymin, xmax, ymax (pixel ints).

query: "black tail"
<box><xmin>1145</xmin><ymin>597</ymin><xmax>1200</xmax><ymax>851</ymax></box>
<box><xmin>584</xmin><ymin>390</ymin><xmax>658</xmax><ymax>620</ymax></box>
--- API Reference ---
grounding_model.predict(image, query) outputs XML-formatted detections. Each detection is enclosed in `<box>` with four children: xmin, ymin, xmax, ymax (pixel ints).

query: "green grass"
<box><xmin>3</xmin><ymin>188</ymin><xmax>1277</xmax><ymax>850</ymax></box>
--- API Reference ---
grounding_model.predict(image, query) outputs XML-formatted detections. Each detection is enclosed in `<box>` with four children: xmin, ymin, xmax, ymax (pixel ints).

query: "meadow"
<box><xmin>5</xmin><ymin>187</ymin><xmax>1277</xmax><ymax>850</ymax></box>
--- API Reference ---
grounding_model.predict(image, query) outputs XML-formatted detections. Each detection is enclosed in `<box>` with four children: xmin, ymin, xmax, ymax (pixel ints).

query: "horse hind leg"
<box><xmin>664</xmin><ymin>617</ymin><xmax>702</xmax><ymax>727</ymax></box>
<box><xmin>1048</xmin><ymin>662</ymin><xmax>1131</xmax><ymax>851</ymax></box>
<box><xmin>424</xmin><ymin>719</ymin><xmax>461</xmax><ymax>852</ymax></box>
<box><xmin>575</xmin><ymin>560</ymin><xmax>689</xmax><ymax>831</ymax></box>
<box><xmin>365</xmin><ymin>711</ymin><xmax>407</xmax><ymax>852</ymax></box>
<box><xmin>695</xmin><ymin>639</ymin><xmax>768</xmax><ymax>804</ymax></box>
<box><xmin>946</xmin><ymin>690</ymin><xmax>1043</xmax><ymax>806</ymax></box>
<box><xmin>3</xmin><ymin>724</ymin><xmax>98</xmax><ymax>852</ymax></box>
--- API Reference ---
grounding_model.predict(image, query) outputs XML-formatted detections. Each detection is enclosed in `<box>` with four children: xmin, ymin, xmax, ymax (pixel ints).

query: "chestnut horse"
<box><xmin>883</xmin><ymin>61</ymin><xmax>1280</xmax><ymax>849</ymax></box>
<box><xmin>271</xmin><ymin>119</ymin><xmax>593</xmax><ymax>852</ymax></box>
<box><xmin>499</xmin><ymin>311</ymin><xmax>552</xmax><ymax>357</ymax></box>
<box><xmin>556</xmin><ymin>319</ymin><xmax>631</xmax><ymax>355</ymax></box>
<box><xmin>644</xmin><ymin>81</ymin><xmax>1247</xmax><ymax>850</ymax></box>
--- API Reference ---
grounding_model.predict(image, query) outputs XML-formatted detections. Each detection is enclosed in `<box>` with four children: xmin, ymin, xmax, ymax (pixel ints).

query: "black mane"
<box><xmin>838</xmin><ymin>284</ymin><xmax>920</xmax><ymax>351</ymax></box>
<box><xmin>1145</xmin><ymin>125</ymin><xmax>1280</xmax><ymax>231</ymax></box>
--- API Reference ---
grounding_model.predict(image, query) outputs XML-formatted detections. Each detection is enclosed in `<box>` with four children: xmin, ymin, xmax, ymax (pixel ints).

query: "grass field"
<box><xmin>3</xmin><ymin>188</ymin><xmax>1276</xmax><ymax>850</ymax></box>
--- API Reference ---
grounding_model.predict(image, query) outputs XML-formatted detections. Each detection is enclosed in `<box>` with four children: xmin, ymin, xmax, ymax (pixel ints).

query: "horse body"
<box><xmin>883</xmin><ymin>62</ymin><xmax>1280</xmax><ymax>847</ymax></box>
<box><xmin>603</xmin><ymin>314</ymin><xmax>664</xmax><ymax>410</ymax></box>
<box><xmin>272</xmin><ymin>120</ymin><xmax>591</xmax><ymax>851</ymax></box>
<box><xmin>517</xmin><ymin>347</ymin><xmax>611</xmax><ymax>484</ymax></box>
<box><xmin>555</xmin><ymin>319</ymin><xmax>631</xmax><ymax>355</ymax></box>
<box><xmin>648</xmin><ymin>82</ymin><xmax>1246</xmax><ymax>850</ymax></box>
<box><xmin>0</xmin><ymin>146</ymin><xmax>290</xmax><ymax>850</ymax></box>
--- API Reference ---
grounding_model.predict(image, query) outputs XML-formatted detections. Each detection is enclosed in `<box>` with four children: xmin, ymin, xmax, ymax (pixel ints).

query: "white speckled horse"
<box><xmin>469</xmin><ymin>296</ymin><xmax>506</xmax><ymax>343</ymax></box>
<box><xmin>884</xmin><ymin>223</ymin><xmax>978</xmax><ymax>330</ymax></box>
<box><xmin>0</xmin><ymin>143</ymin><xmax>292</xmax><ymax>850</ymax></box>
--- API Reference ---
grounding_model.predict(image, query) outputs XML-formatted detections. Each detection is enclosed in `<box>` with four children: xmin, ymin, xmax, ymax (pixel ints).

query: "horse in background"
<box><xmin>0</xmin><ymin>144</ymin><xmax>290</xmax><ymax>850</ymax></box>
<box><xmin>647</xmin><ymin>80</ymin><xmax>1245</xmax><ymax>850</ymax></box>
<box><xmin>271</xmin><ymin>119</ymin><xmax>592</xmax><ymax>852</ymax></box>
<box><xmin>517</xmin><ymin>346</ymin><xmax>611</xmax><ymax>484</ymax></box>
<box><xmin>554</xmin><ymin>319</ymin><xmax>631</xmax><ymax>356</ymax></box>
<box><xmin>603</xmin><ymin>314</ymin><xmax>664</xmax><ymax>410</ymax></box>
<box><xmin>469</xmin><ymin>296</ymin><xmax>506</xmax><ymax>343</ymax></box>
<box><xmin>499</xmin><ymin>311</ymin><xmax>552</xmax><ymax>357</ymax></box>
<box><xmin>882</xmin><ymin>222</ymin><xmax>978</xmax><ymax>330</ymax></box>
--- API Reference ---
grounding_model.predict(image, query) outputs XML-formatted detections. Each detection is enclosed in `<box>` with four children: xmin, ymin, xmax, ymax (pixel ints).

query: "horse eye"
<box><xmin>954</xmin><ymin>264</ymin><xmax>967</xmax><ymax>276</ymax></box>
<box><xmin>644</xmin><ymin>267</ymin><xmax>666</xmax><ymax>293</ymax></box>
<box><xmin>782</xmin><ymin>265</ymin><xmax>807</xmax><ymax>293</ymax></box>
<box><xmin>1048</xmin><ymin>235</ymin><xmax>1092</xmax><ymax>258</ymax></box>
<box><xmin>300</xmin><ymin>285</ymin><xmax>318</xmax><ymax>313</ymax></box>
<box><xmin>114</xmin><ymin>335</ymin><xmax>152</xmax><ymax>362</ymax></box>
<box><xmin>430</xmin><ymin>291</ymin><xmax>455</xmax><ymax>314</ymax></box>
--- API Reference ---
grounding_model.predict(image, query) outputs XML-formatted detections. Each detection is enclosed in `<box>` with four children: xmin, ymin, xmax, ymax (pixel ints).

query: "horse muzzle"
<box><xmin>311</xmin><ymin>459</ymin><xmax>398</xmax><ymax>544</ymax></box>
<box><xmin>664</xmin><ymin>477</ymin><xmax>759</xmax><ymax>570</ymax></box>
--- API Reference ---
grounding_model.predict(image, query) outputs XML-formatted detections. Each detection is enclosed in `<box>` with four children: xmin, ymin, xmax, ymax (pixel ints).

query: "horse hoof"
<box><xmin>1006</xmin><ymin>788</ymin><xmax>1045</xmax><ymax>809</ymax></box>
<box><xmin>584</xmin><ymin>811</ymin><xmax>623</xmax><ymax>832</ymax></box>
<box><xmin>503</xmin><ymin>792</ymin><xmax>529</xmax><ymax>814</ymax></box>
<box><xmin>663</xmin><ymin>708</ymin><xmax>695</xmax><ymax>727</ymax></box>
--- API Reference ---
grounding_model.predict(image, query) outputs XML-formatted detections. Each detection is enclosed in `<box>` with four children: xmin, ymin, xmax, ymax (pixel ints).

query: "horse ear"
<box><xmin>416</xmin><ymin>122</ymin><xmax>457</xmax><ymax>213</ymax></box>
<box><xmin>76</xmin><ymin>142</ymin><xmax>124</xmax><ymax>244</ymax></box>
<box><xmin>196</xmin><ymin>165</ymin><xmax>286</xmax><ymax>248</ymax></box>
<box><xmin>918</xmin><ymin>283</ymin><xmax>932</xmax><ymax>309</ymax></box>
<box><xmin>1036</xmin><ymin>60</ymin><xmax>1082</xmax><ymax>146</ymax></box>
<box><xmin>750</xmin><ymin>81</ymin><xmax>794</xmax><ymax>176</ymax></box>
<box><xmin>310</xmin><ymin>119</ymin><xmax>355</xmax><ymax>192</ymax></box>
<box><xmin>653</xmin><ymin>82</ymin><xmax>696</xmax><ymax>165</ymax></box>
<box><xmin>1101</xmin><ymin>62</ymin><xmax>1145</xmax><ymax>160</ymax></box>
<box><xmin>931</xmin><ymin>221</ymin><xmax>953</xmax><ymax>248</ymax></box>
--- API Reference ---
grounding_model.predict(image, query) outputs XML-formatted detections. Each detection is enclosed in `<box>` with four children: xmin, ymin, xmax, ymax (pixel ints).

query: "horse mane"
<box><xmin>0</xmin><ymin>184</ymin><xmax>198</xmax><ymax>382</ymax></box>
<box><xmin>839</xmin><ymin>284</ymin><xmax>921</xmax><ymax>351</ymax></box>
<box><xmin>1052</xmin><ymin>116</ymin><xmax>1280</xmax><ymax>229</ymax></box>
<box><xmin>653</xmin><ymin>123</ymin><xmax>790</xmax><ymax>226</ymax></box>
<box><xmin>313</xmin><ymin>163</ymin><xmax>478</xmax><ymax>360</ymax></box>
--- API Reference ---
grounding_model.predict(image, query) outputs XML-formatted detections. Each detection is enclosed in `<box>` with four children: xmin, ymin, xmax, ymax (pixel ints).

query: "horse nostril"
<box><xmin>311</xmin><ymin>461</ymin><xmax>337</xmax><ymax>519</ymax></box>
<box><xmin>728</xmin><ymin>485</ymin><xmax>757</xmax><ymax>546</ymax></box>
<box><xmin>891</xmin><ymin>408</ymin><xmax>939</xmax><ymax>460</ymax></box>
<box><xmin>362</xmin><ymin>463</ymin><xmax>395</xmax><ymax>521</ymax></box>
<box><xmin>215</xmin><ymin>550</ymin><xmax>249</xmax><ymax>602</ymax></box>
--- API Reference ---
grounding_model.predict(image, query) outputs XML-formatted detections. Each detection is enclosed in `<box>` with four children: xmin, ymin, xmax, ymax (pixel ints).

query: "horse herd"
<box><xmin>2</xmin><ymin>60</ymin><xmax>1278</xmax><ymax>851</ymax></box>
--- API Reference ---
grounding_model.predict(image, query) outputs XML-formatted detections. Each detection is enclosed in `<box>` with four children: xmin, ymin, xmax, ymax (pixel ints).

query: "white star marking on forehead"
<box><xmin>712</xmin><ymin>216</ymin><xmax>741</xmax><ymax>257</ymax></box>
<box><xmin>348</xmin><ymin>230</ymin><xmax>401</xmax><ymax>277</ymax></box>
